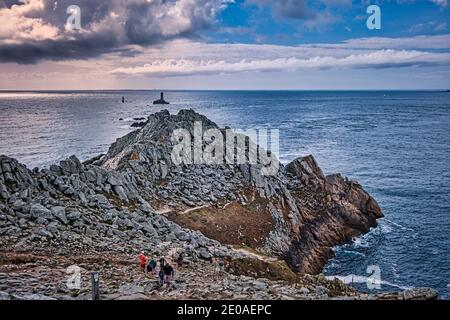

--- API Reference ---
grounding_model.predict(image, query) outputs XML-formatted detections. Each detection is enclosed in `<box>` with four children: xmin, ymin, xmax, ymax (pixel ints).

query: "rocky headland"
<box><xmin>0</xmin><ymin>109</ymin><xmax>437</xmax><ymax>300</ymax></box>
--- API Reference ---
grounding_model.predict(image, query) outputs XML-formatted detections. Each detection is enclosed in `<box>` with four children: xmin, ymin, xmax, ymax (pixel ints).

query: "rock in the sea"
<box><xmin>401</xmin><ymin>288</ymin><xmax>438</xmax><ymax>300</ymax></box>
<box><xmin>131</xmin><ymin>121</ymin><xmax>146</xmax><ymax>128</ymax></box>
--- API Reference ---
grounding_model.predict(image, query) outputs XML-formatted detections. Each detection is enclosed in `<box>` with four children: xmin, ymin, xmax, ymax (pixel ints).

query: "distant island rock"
<box><xmin>153</xmin><ymin>92</ymin><xmax>169</xmax><ymax>104</ymax></box>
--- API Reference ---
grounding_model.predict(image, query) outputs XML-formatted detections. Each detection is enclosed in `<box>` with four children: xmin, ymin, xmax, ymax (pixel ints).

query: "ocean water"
<box><xmin>1</xmin><ymin>90</ymin><xmax>449</xmax><ymax>298</ymax></box>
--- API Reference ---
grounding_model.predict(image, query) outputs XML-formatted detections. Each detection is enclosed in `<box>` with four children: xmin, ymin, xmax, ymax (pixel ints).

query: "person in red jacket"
<box><xmin>139</xmin><ymin>251</ymin><xmax>147</xmax><ymax>273</ymax></box>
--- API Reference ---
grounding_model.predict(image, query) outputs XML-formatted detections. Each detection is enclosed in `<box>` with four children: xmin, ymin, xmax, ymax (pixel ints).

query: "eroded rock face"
<box><xmin>283</xmin><ymin>156</ymin><xmax>382</xmax><ymax>273</ymax></box>
<box><xmin>0</xmin><ymin>109</ymin><xmax>383</xmax><ymax>275</ymax></box>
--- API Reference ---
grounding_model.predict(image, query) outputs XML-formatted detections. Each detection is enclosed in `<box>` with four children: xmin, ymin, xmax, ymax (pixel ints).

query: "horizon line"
<box><xmin>0</xmin><ymin>89</ymin><xmax>449</xmax><ymax>92</ymax></box>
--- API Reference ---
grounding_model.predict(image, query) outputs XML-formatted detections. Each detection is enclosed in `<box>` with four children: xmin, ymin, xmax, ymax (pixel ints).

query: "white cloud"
<box><xmin>0</xmin><ymin>0</ymin><xmax>60</xmax><ymax>43</ymax></box>
<box><xmin>108</xmin><ymin>35</ymin><xmax>450</xmax><ymax>77</ymax></box>
<box><xmin>430</xmin><ymin>0</ymin><xmax>448</xmax><ymax>7</ymax></box>
<box><xmin>308</xmin><ymin>34</ymin><xmax>450</xmax><ymax>49</ymax></box>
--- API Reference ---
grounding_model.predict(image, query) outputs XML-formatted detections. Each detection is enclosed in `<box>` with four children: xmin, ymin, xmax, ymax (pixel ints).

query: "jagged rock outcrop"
<box><xmin>284</xmin><ymin>156</ymin><xmax>382</xmax><ymax>273</ymax></box>
<box><xmin>0</xmin><ymin>153</ymin><xmax>236</xmax><ymax>263</ymax></box>
<box><xmin>1</xmin><ymin>109</ymin><xmax>382</xmax><ymax>276</ymax></box>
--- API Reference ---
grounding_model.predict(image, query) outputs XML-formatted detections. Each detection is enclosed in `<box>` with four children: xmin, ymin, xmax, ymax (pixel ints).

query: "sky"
<box><xmin>0</xmin><ymin>0</ymin><xmax>449</xmax><ymax>90</ymax></box>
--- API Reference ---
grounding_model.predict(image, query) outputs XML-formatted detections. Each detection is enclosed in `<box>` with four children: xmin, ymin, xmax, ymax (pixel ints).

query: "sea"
<box><xmin>0</xmin><ymin>90</ymin><xmax>449</xmax><ymax>298</ymax></box>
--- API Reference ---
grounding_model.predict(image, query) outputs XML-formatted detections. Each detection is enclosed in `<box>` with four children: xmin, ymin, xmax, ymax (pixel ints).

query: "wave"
<box><xmin>339</xmin><ymin>250</ymin><xmax>366</xmax><ymax>257</ymax></box>
<box><xmin>325</xmin><ymin>274</ymin><xmax>412</xmax><ymax>291</ymax></box>
<box><xmin>352</xmin><ymin>237</ymin><xmax>370</xmax><ymax>248</ymax></box>
<box><xmin>383</xmin><ymin>218</ymin><xmax>415</xmax><ymax>232</ymax></box>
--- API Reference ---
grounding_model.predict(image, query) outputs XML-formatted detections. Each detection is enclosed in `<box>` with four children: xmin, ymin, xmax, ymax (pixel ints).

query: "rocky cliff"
<box><xmin>0</xmin><ymin>109</ymin><xmax>396</xmax><ymax>300</ymax></box>
<box><xmin>1</xmin><ymin>109</ymin><xmax>382</xmax><ymax>271</ymax></box>
<box><xmin>96</xmin><ymin>109</ymin><xmax>383</xmax><ymax>273</ymax></box>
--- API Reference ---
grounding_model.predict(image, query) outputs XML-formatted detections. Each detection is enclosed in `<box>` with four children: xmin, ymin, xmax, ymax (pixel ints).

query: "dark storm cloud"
<box><xmin>0</xmin><ymin>0</ymin><xmax>23</xmax><ymax>8</ymax></box>
<box><xmin>248</xmin><ymin>0</ymin><xmax>314</xmax><ymax>19</ymax></box>
<box><xmin>270</xmin><ymin>0</ymin><xmax>315</xmax><ymax>19</ymax></box>
<box><xmin>0</xmin><ymin>33</ymin><xmax>123</xmax><ymax>64</ymax></box>
<box><xmin>0</xmin><ymin>0</ymin><xmax>231</xmax><ymax>64</ymax></box>
<box><xmin>248</xmin><ymin>0</ymin><xmax>351</xmax><ymax>20</ymax></box>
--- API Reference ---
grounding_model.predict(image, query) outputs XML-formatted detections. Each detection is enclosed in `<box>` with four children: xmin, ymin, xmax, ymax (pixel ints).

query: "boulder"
<box><xmin>30</xmin><ymin>204</ymin><xmax>52</xmax><ymax>220</ymax></box>
<box><xmin>113</xmin><ymin>186</ymin><xmax>128</xmax><ymax>201</ymax></box>
<box><xmin>51</xmin><ymin>206</ymin><xmax>68</xmax><ymax>225</ymax></box>
<box><xmin>66</xmin><ymin>209</ymin><xmax>82</xmax><ymax>221</ymax></box>
<box><xmin>107</xmin><ymin>175</ymin><xmax>122</xmax><ymax>186</ymax></box>
<box><xmin>401</xmin><ymin>288</ymin><xmax>438</xmax><ymax>300</ymax></box>
<box><xmin>285</xmin><ymin>155</ymin><xmax>325</xmax><ymax>189</ymax></box>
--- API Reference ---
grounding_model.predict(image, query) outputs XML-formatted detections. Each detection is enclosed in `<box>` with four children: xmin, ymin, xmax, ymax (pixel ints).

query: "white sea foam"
<box><xmin>326</xmin><ymin>274</ymin><xmax>412</xmax><ymax>291</ymax></box>
<box><xmin>384</xmin><ymin>218</ymin><xmax>415</xmax><ymax>232</ymax></box>
<box><xmin>352</xmin><ymin>236</ymin><xmax>370</xmax><ymax>248</ymax></box>
<box><xmin>340</xmin><ymin>250</ymin><xmax>366</xmax><ymax>257</ymax></box>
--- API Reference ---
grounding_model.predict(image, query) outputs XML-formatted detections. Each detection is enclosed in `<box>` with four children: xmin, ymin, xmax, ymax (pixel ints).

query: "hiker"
<box><xmin>164</xmin><ymin>263</ymin><xmax>175</xmax><ymax>287</ymax></box>
<box><xmin>139</xmin><ymin>251</ymin><xmax>147</xmax><ymax>273</ymax></box>
<box><xmin>211</xmin><ymin>257</ymin><xmax>222</xmax><ymax>280</ymax></box>
<box><xmin>177</xmin><ymin>253</ymin><xmax>183</xmax><ymax>269</ymax></box>
<box><xmin>158</xmin><ymin>268</ymin><xmax>165</xmax><ymax>286</ymax></box>
<box><xmin>147</xmin><ymin>256</ymin><xmax>157</xmax><ymax>274</ymax></box>
<box><xmin>158</xmin><ymin>257</ymin><xmax>166</xmax><ymax>286</ymax></box>
<box><xmin>159</xmin><ymin>257</ymin><xmax>166</xmax><ymax>269</ymax></box>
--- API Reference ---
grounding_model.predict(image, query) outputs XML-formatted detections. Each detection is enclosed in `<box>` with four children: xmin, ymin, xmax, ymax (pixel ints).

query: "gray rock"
<box><xmin>63</xmin><ymin>186</ymin><xmax>75</xmax><ymax>196</ymax></box>
<box><xmin>175</xmin><ymin>230</ymin><xmax>190</xmax><ymax>241</ymax></box>
<box><xmin>115</xmin><ymin>293</ymin><xmax>147</xmax><ymax>300</ymax></box>
<box><xmin>30</xmin><ymin>204</ymin><xmax>52</xmax><ymax>220</ymax></box>
<box><xmin>0</xmin><ymin>291</ymin><xmax>10</xmax><ymax>300</ymax></box>
<box><xmin>85</xmin><ymin>227</ymin><xmax>97</xmax><ymax>237</ymax></box>
<box><xmin>252</xmin><ymin>280</ymin><xmax>268</xmax><ymax>290</ymax></box>
<box><xmin>85</xmin><ymin>170</ymin><xmax>97</xmax><ymax>182</ymax></box>
<box><xmin>10</xmin><ymin>293</ymin><xmax>57</xmax><ymax>300</ymax></box>
<box><xmin>12</xmin><ymin>199</ymin><xmax>27</xmax><ymax>212</ymax></box>
<box><xmin>51</xmin><ymin>206</ymin><xmax>68</xmax><ymax>225</ymax></box>
<box><xmin>47</xmin><ymin>221</ymin><xmax>60</xmax><ymax>234</ymax></box>
<box><xmin>59</xmin><ymin>155</ymin><xmax>83</xmax><ymax>175</ymax></box>
<box><xmin>1</xmin><ymin>161</ymin><xmax>11</xmax><ymax>173</ymax></box>
<box><xmin>66</xmin><ymin>209</ymin><xmax>82</xmax><ymax>221</ymax></box>
<box><xmin>103</xmin><ymin>211</ymin><xmax>114</xmax><ymax>223</ymax></box>
<box><xmin>142</xmin><ymin>224</ymin><xmax>156</xmax><ymax>236</ymax></box>
<box><xmin>402</xmin><ymin>288</ymin><xmax>438</xmax><ymax>300</ymax></box>
<box><xmin>36</xmin><ymin>217</ymin><xmax>49</xmax><ymax>225</ymax></box>
<box><xmin>139</xmin><ymin>201</ymin><xmax>154</xmax><ymax>214</ymax></box>
<box><xmin>36</xmin><ymin>228</ymin><xmax>54</xmax><ymax>239</ymax></box>
<box><xmin>112</xmin><ymin>229</ymin><xmax>127</xmax><ymax>239</ymax></box>
<box><xmin>88</xmin><ymin>194</ymin><xmax>109</xmax><ymax>206</ymax></box>
<box><xmin>315</xmin><ymin>286</ymin><xmax>330</xmax><ymax>296</ymax></box>
<box><xmin>113</xmin><ymin>185</ymin><xmax>128</xmax><ymax>201</ymax></box>
<box><xmin>0</xmin><ymin>183</ymin><xmax>10</xmax><ymax>200</ymax></box>
<box><xmin>298</xmin><ymin>287</ymin><xmax>310</xmax><ymax>295</ymax></box>
<box><xmin>198</xmin><ymin>247</ymin><xmax>212</xmax><ymax>260</ymax></box>
<box><xmin>107</xmin><ymin>175</ymin><xmax>122</xmax><ymax>186</ymax></box>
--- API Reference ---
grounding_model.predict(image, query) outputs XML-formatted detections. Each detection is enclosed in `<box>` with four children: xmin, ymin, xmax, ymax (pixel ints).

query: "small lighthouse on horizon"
<box><xmin>153</xmin><ymin>91</ymin><xmax>170</xmax><ymax>105</ymax></box>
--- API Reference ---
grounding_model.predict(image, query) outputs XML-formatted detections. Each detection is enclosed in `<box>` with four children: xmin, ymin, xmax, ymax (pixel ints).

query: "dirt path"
<box><xmin>232</xmin><ymin>247</ymin><xmax>280</xmax><ymax>263</ymax></box>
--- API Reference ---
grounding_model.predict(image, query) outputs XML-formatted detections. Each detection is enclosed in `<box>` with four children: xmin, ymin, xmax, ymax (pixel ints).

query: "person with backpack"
<box><xmin>163</xmin><ymin>263</ymin><xmax>175</xmax><ymax>287</ymax></box>
<box><xmin>177</xmin><ymin>253</ymin><xmax>183</xmax><ymax>269</ymax></box>
<box><xmin>139</xmin><ymin>251</ymin><xmax>147</xmax><ymax>273</ymax></box>
<box><xmin>158</xmin><ymin>257</ymin><xmax>166</xmax><ymax>286</ymax></box>
<box><xmin>147</xmin><ymin>256</ymin><xmax>157</xmax><ymax>275</ymax></box>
